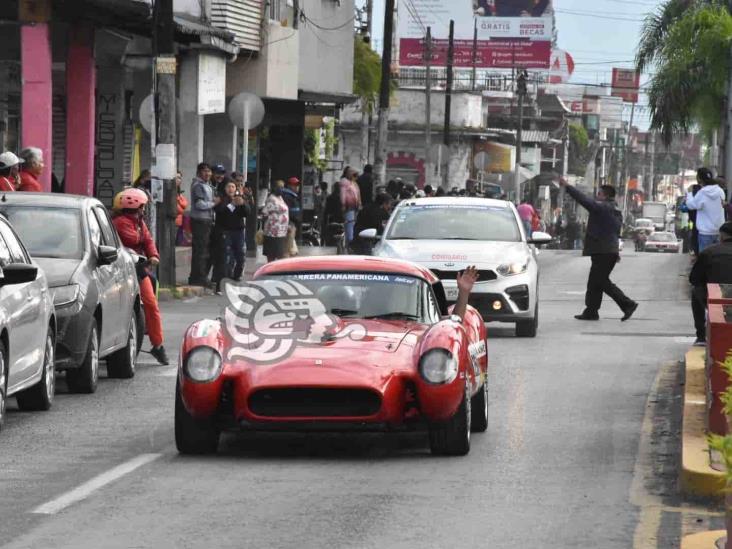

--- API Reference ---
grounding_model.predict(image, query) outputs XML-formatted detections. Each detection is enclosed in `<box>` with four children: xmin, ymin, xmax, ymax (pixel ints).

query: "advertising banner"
<box><xmin>398</xmin><ymin>0</ymin><xmax>553</xmax><ymax>68</ymax></box>
<box><xmin>611</xmin><ymin>68</ymin><xmax>640</xmax><ymax>103</ymax></box>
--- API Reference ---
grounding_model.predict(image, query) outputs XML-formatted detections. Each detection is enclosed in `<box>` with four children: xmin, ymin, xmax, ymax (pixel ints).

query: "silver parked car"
<box><xmin>0</xmin><ymin>214</ymin><xmax>56</xmax><ymax>431</ymax></box>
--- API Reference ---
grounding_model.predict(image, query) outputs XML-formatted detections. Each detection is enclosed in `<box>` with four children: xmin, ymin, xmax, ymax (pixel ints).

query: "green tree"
<box><xmin>638</xmin><ymin>2</ymin><xmax>732</xmax><ymax>144</ymax></box>
<box><xmin>353</xmin><ymin>37</ymin><xmax>382</xmax><ymax>114</ymax></box>
<box><xmin>568</xmin><ymin>123</ymin><xmax>590</xmax><ymax>175</ymax></box>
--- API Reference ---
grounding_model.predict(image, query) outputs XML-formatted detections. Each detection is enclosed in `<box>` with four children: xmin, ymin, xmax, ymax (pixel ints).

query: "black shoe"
<box><xmin>693</xmin><ymin>338</ymin><xmax>707</xmax><ymax>347</ymax></box>
<box><xmin>621</xmin><ymin>302</ymin><xmax>638</xmax><ymax>322</ymax></box>
<box><xmin>150</xmin><ymin>345</ymin><xmax>170</xmax><ymax>365</ymax></box>
<box><xmin>574</xmin><ymin>313</ymin><xmax>600</xmax><ymax>321</ymax></box>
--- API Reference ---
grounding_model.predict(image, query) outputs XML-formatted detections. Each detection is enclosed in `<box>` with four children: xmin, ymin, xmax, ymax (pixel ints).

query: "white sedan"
<box><xmin>370</xmin><ymin>197</ymin><xmax>551</xmax><ymax>337</ymax></box>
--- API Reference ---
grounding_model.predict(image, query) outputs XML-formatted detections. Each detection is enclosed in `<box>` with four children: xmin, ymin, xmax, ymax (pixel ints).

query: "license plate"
<box><xmin>445</xmin><ymin>287</ymin><xmax>459</xmax><ymax>301</ymax></box>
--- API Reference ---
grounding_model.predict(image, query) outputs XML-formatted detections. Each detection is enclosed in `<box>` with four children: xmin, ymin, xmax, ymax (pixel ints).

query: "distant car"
<box><xmin>372</xmin><ymin>197</ymin><xmax>551</xmax><ymax>337</ymax></box>
<box><xmin>644</xmin><ymin>232</ymin><xmax>681</xmax><ymax>253</ymax></box>
<box><xmin>0</xmin><ymin>194</ymin><xmax>143</xmax><ymax>394</ymax></box>
<box><xmin>0</xmin><ymin>214</ymin><xmax>56</xmax><ymax>431</ymax></box>
<box><xmin>175</xmin><ymin>256</ymin><xmax>489</xmax><ymax>456</ymax></box>
<box><xmin>634</xmin><ymin>218</ymin><xmax>655</xmax><ymax>233</ymax></box>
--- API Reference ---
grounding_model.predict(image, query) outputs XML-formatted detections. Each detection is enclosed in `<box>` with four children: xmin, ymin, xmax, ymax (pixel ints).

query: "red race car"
<box><xmin>175</xmin><ymin>256</ymin><xmax>488</xmax><ymax>456</ymax></box>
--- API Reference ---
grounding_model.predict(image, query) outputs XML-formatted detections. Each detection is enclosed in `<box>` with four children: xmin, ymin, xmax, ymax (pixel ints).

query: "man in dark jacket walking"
<box><xmin>559</xmin><ymin>178</ymin><xmax>638</xmax><ymax>321</ymax></box>
<box><xmin>357</xmin><ymin>165</ymin><xmax>375</xmax><ymax>206</ymax></box>
<box><xmin>689</xmin><ymin>221</ymin><xmax>732</xmax><ymax>345</ymax></box>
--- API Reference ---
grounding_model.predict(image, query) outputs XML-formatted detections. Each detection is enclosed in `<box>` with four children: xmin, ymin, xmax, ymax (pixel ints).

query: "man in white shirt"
<box><xmin>686</xmin><ymin>168</ymin><xmax>726</xmax><ymax>252</ymax></box>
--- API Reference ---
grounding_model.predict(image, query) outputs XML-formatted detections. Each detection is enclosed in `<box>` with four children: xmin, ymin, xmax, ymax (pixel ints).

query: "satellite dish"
<box><xmin>228</xmin><ymin>92</ymin><xmax>265</xmax><ymax>130</ymax></box>
<box><xmin>139</xmin><ymin>95</ymin><xmax>154</xmax><ymax>134</ymax></box>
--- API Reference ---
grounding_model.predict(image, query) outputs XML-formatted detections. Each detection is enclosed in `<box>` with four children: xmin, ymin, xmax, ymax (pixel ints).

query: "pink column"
<box><xmin>21</xmin><ymin>24</ymin><xmax>53</xmax><ymax>192</ymax></box>
<box><xmin>65</xmin><ymin>25</ymin><xmax>96</xmax><ymax>196</ymax></box>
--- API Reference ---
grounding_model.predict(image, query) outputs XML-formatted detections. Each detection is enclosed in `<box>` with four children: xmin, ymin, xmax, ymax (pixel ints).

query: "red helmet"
<box><xmin>113</xmin><ymin>187</ymin><xmax>149</xmax><ymax>210</ymax></box>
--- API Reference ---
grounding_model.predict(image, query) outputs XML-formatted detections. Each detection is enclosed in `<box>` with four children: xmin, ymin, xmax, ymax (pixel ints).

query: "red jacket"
<box><xmin>0</xmin><ymin>176</ymin><xmax>15</xmax><ymax>192</ymax></box>
<box><xmin>18</xmin><ymin>171</ymin><xmax>42</xmax><ymax>192</ymax></box>
<box><xmin>112</xmin><ymin>212</ymin><xmax>159</xmax><ymax>259</ymax></box>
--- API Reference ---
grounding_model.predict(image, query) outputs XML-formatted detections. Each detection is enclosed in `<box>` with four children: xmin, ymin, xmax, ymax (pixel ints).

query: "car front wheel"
<box><xmin>429</xmin><ymin>384</ymin><xmax>471</xmax><ymax>456</ymax></box>
<box><xmin>175</xmin><ymin>380</ymin><xmax>220</xmax><ymax>455</ymax></box>
<box><xmin>0</xmin><ymin>343</ymin><xmax>7</xmax><ymax>431</ymax></box>
<box><xmin>516</xmin><ymin>303</ymin><xmax>539</xmax><ymax>338</ymax></box>
<box><xmin>16</xmin><ymin>329</ymin><xmax>55</xmax><ymax>411</ymax></box>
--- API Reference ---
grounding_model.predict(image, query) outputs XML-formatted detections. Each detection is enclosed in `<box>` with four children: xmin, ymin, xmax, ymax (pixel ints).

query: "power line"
<box><xmin>555</xmin><ymin>9</ymin><xmax>648</xmax><ymax>22</ymax></box>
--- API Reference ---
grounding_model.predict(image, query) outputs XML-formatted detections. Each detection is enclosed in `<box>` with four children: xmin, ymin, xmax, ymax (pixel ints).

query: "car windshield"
<box><xmin>0</xmin><ymin>206</ymin><xmax>83</xmax><ymax>259</ymax></box>
<box><xmin>264</xmin><ymin>273</ymin><xmax>431</xmax><ymax>322</ymax></box>
<box><xmin>649</xmin><ymin>233</ymin><xmax>676</xmax><ymax>242</ymax></box>
<box><xmin>386</xmin><ymin>203</ymin><xmax>520</xmax><ymax>241</ymax></box>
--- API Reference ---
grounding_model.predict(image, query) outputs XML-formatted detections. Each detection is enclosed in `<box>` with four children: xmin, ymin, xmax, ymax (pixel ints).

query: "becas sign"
<box><xmin>397</xmin><ymin>0</ymin><xmax>553</xmax><ymax>69</ymax></box>
<box><xmin>611</xmin><ymin>68</ymin><xmax>640</xmax><ymax>103</ymax></box>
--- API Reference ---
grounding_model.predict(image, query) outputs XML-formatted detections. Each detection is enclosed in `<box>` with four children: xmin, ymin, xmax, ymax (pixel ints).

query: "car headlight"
<box><xmin>51</xmin><ymin>284</ymin><xmax>80</xmax><ymax>308</ymax></box>
<box><xmin>184</xmin><ymin>347</ymin><xmax>223</xmax><ymax>383</ymax></box>
<box><xmin>419</xmin><ymin>349</ymin><xmax>458</xmax><ymax>385</ymax></box>
<box><xmin>496</xmin><ymin>258</ymin><xmax>529</xmax><ymax>276</ymax></box>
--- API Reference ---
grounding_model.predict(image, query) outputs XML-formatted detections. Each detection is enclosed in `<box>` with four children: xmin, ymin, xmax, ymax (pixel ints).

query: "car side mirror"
<box><xmin>98</xmin><ymin>245</ymin><xmax>118</xmax><ymax>265</ymax></box>
<box><xmin>528</xmin><ymin>231</ymin><xmax>552</xmax><ymax>245</ymax></box>
<box><xmin>0</xmin><ymin>263</ymin><xmax>37</xmax><ymax>286</ymax></box>
<box><xmin>358</xmin><ymin>228</ymin><xmax>379</xmax><ymax>240</ymax></box>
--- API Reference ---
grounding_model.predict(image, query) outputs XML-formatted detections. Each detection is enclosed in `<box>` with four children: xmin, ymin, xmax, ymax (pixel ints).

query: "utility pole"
<box><xmin>622</xmin><ymin>101</ymin><xmax>635</xmax><ymax>205</ymax></box>
<box><xmin>649</xmin><ymin>130</ymin><xmax>656</xmax><ymax>200</ymax></box>
<box><xmin>374</xmin><ymin>0</ymin><xmax>395</xmax><ymax>186</ymax></box>
<box><xmin>153</xmin><ymin>0</ymin><xmax>177</xmax><ymax>287</ymax></box>
<box><xmin>514</xmin><ymin>69</ymin><xmax>528</xmax><ymax>205</ymax></box>
<box><xmin>726</xmin><ymin>0</ymin><xmax>732</xmax><ymax>196</ymax></box>
<box><xmin>443</xmin><ymin>19</ymin><xmax>455</xmax><ymax>190</ymax></box>
<box><xmin>366</xmin><ymin>0</ymin><xmax>373</xmax><ymax>36</ymax></box>
<box><xmin>359</xmin><ymin>0</ymin><xmax>374</xmax><ymax>168</ymax></box>
<box><xmin>424</xmin><ymin>27</ymin><xmax>433</xmax><ymax>190</ymax></box>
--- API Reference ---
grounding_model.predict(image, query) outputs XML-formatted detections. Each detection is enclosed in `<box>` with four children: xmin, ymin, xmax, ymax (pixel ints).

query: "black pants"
<box><xmin>691</xmin><ymin>285</ymin><xmax>707</xmax><ymax>340</ymax></box>
<box><xmin>584</xmin><ymin>254</ymin><xmax>634</xmax><ymax>315</ymax></box>
<box><xmin>189</xmin><ymin>218</ymin><xmax>212</xmax><ymax>284</ymax></box>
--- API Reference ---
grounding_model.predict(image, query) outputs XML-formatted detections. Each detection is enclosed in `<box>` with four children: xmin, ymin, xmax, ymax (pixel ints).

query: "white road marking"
<box><xmin>31</xmin><ymin>453</ymin><xmax>162</xmax><ymax>515</ymax></box>
<box><xmin>153</xmin><ymin>367</ymin><xmax>178</xmax><ymax>377</ymax></box>
<box><xmin>561</xmin><ymin>291</ymin><xmax>586</xmax><ymax>295</ymax></box>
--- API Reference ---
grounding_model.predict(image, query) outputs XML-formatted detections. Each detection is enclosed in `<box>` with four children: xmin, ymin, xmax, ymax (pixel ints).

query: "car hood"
<box><xmin>34</xmin><ymin>257</ymin><xmax>81</xmax><ymax>287</ymax></box>
<box><xmin>378</xmin><ymin>239</ymin><xmax>528</xmax><ymax>266</ymax></box>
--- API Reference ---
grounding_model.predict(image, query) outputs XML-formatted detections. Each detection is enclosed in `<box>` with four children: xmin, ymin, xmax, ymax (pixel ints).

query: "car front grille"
<box><xmin>248</xmin><ymin>388</ymin><xmax>382</xmax><ymax>418</ymax></box>
<box><xmin>431</xmin><ymin>269</ymin><xmax>497</xmax><ymax>281</ymax></box>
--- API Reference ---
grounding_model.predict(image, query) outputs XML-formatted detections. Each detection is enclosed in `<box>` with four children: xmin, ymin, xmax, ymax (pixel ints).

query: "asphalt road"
<box><xmin>0</xmin><ymin>248</ymin><xmax>721</xmax><ymax>548</ymax></box>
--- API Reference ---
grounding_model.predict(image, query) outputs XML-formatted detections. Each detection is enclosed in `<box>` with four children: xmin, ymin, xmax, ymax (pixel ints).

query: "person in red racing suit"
<box><xmin>112</xmin><ymin>188</ymin><xmax>169</xmax><ymax>365</ymax></box>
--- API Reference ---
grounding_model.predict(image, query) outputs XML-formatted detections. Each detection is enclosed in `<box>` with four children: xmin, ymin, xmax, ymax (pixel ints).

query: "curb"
<box><xmin>158</xmin><ymin>285</ymin><xmax>207</xmax><ymax>302</ymax></box>
<box><xmin>681</xmin><ymin>347</ymin><xmax>727</xmax><ymax>499</ymax></box>
<box><xmin>680</xmin><ymin>530</ymin><xmax>726</xmax><ymax>549</ymax></box>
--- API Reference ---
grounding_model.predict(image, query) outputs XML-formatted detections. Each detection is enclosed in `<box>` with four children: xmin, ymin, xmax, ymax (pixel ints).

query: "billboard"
<box><xmin>611</xmin><ymin>68</ymin><xmax>640</xmax><ymax>103</ymax></box>
<box><xmin>398</xmin><ymin>0</ymin><xmax>553</xmax><ymax>69</ymax></box>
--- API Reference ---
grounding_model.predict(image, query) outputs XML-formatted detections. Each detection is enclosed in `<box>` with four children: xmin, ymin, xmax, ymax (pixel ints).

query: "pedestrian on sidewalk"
<box><xmin>688</xmin><ymin>221</ymin><xmax>732</xmax><ymax>346</ymax></box>
<box><xmin>111</xmin><ymin>188</ymin><xmax>169</xmax><ymax>365</ymax></box>
<box><xmin>324</xmin><ymin>180</ymin><xmax>344</xmax><ymax>246</ymax></box>
<box><xmin>212</xmin><ymin>164</ymin><xmax>229</xmax><ymax>197</ymax></box>
<box><xmin>558</xmin><ymin>177</ymin><xmax>638</xmax><ymax>321</ymax></box>
<box><xmin>133</xmin><ymin>169</ymin><xmax>154</xmax><ymax>230</ymax></box>
<box><xmin>17</xmin><ymin>147</ymin><xmax>44</xmax><ymax>192</ymax></box>
<box><xmin>340</xmin><ymin>167</ymin><xmax>362</xmax><ymax>245</ymax></box>
<box><xmin>685</xmin><ymin>167</ymin><xmax>726</xmax><ymax>252</ymax></box>
<box><xmin>0</xmin><ymin>152</ymin><xmax>22</xmax><ymax>191</ymax></box>
<box><xmin>263</xmin><ymin>180</ymin><xmax>289</xmax><ymax>263</ymax></box>
<box><xmin>351</xmin><ymin>192</ymin><xmax>393</xmax><ymax>254</ymax></box>
<box><xmin>357</xmin><ymin>164</ymin><xmax>375</xmax><ymax>206</ymax></box>
<box><xmin>188</xmin><ymin>163</ymin><xmax>218</xmax><ymax>286</ymax></box>
<box><xmin>212</xmin><ymin>181</ymin><xmax>250</xmax><ymax>293</ymax></box>
<box><xmin>517</xmin><ymin>199</ymin><xmax>537</xmax><ymax>237</ymax></box>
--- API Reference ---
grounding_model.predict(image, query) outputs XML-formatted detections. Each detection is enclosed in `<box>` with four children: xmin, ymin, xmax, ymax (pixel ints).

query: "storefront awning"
<box><xmin>173</xmin><ymin>14</ymin><xmax>239</xmax><ymax>55</ymax></box>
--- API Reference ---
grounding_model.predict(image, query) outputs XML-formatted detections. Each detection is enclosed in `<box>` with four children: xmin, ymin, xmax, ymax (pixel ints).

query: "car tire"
<box><xmin>175</xmin><ymin>380</ymin><xmax>220</xmax><ymax>455</ymax></box>
<box><xmin>134</xmin><ymin>303</ymin><xmax>144</xmax><ymax>358</ymax></box>
<box><xmin>106</xmin><ymin>313</ymin><xmax>137</xmax><ymax>379</ymax></box>
<box><xmin>470</xmin><ymin>377</ymin><xmax>488</xmax><ymax>433</ymax></box>
<box><xmin>429</xmin><ymin>384</ymin><xmax>471</xmax><ymax>456</ymax></box>
<box><xmin>516</xmin><ymin>303</ymin><xmax>539</xmax><ymax>338</ymax></box>
<box><xmin>66</xmin><ymin>324</ymin><xmax>99</xmax><ymax>394</ymax></box>
<box><xmin>16</xmin><ymin>329</ymin><xmax>55</xmax><ymax>412</ymax></box>
<box><xmin>0</xmin><ymin>342</ymin><xmax>7</xmax><ymax>432</ymax></box>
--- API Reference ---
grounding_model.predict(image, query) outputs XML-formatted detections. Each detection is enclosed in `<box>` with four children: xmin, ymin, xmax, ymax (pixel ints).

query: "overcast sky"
<box><xmin>367</xmin><ymin>0</ymin><xmax>667</xmax><ymax>129</ymax></box>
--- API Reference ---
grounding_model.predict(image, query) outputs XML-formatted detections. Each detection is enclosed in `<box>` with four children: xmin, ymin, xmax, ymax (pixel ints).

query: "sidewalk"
<box><xmin>174</xmin><ymin>245</ymin><xmax>337</xmax><ymax>286</ymax></box>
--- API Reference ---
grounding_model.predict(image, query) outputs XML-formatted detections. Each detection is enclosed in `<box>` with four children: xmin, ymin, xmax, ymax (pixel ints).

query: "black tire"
<box><xmin>175</xmin><ymin>380</ymin><xmax>220</xmax><ymax>455</ymax></box>
<box><xmin>66</xmin><ymin>324</ymin><xmax>99</xmax><ymax>394</ymax></box>
<box><xmin>0</xmin><ymin>342</ymin><xmax>7</xmax><ymax>432</ymax></box>
<box><xmin>429</xmin><ymin>385</ymin><xmax>471</xmax><ymax>456</ymax></box>
<box><xmin>106</xmin><ymin>313</ymin><xmax>137</xmax><ymax>379</ymax></box>
<box><xmin>470</xmin><ymin>377</ymin><xmax>488</xmax><ymax>433</ymax></box>
<box><xmin>516</xmin><ymin>303</ymin><xmax>539</xmax><ymax>338</ymax></box>
<box><xmin>16</xmin><ymin>329</ymin><xmax>55</xmax><ymax>412</ymax></box>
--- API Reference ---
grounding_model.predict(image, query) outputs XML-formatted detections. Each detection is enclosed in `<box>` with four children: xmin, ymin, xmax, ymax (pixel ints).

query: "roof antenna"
<box><xmin>1</xmin><ymin>194</ymin><xmax>6</xmax><ymax>202</ymax></box>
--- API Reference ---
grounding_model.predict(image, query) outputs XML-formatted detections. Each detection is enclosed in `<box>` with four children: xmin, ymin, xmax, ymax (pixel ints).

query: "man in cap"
<box><xmin>0</xmin><ymin>152</ymin><xmax>23</xmax><ymax>192</ymax></box>
<box><xmin>282</xmin><ymin>176</ymin><xmax>302</xmax><ymax>233</ymax></box>
<box><xmin>212</xmin><ymin>164</ymin><xmax>229</xmax><ymax>197</ymax></box>
<box><xmin>689</xmin><ymin>221</ymin><xmax>732</xmax><ymax>345</ymax></box>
